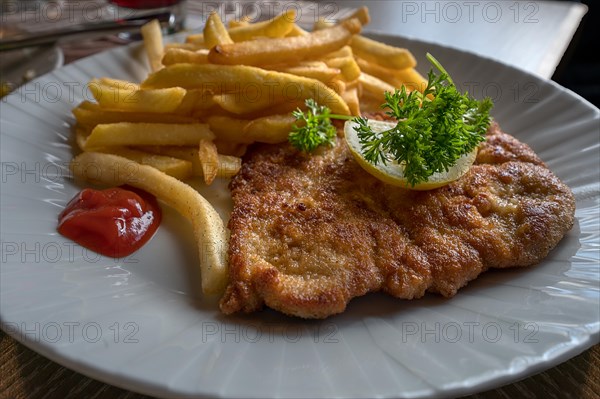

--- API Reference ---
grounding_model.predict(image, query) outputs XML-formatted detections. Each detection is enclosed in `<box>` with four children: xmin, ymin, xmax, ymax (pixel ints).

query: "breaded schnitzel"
<box><xmin>220</xmin><ymin>122</ymin><xmax>575</xmax><ymax>318</ymax></box>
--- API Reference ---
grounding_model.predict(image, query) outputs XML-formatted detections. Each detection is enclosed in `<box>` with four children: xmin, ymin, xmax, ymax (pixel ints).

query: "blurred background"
<box><xmin>552</xmin><ymin>0</ymin><xmax>600</xmax><ymax>107</ymax></box>
<box><xmin>554</xmin><ymin>0</ymin><xmax>599</xmax><ymax>106</ymax></box>
<box><xmin>0</xmin><ymin>0</ymin><xmax>598</xmax><ymax>106</ymax></box>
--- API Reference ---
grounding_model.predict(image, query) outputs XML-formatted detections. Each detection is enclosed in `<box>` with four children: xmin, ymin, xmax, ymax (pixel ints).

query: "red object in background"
<box><xmin>109</xmin><ymin>0</ymin><xmax>180</xmax><ymax>9</ymax></box>
<box><xmin>58</xmin><ymin>186</ymin><xmax>162</xmax><ymax>258</ymax></box>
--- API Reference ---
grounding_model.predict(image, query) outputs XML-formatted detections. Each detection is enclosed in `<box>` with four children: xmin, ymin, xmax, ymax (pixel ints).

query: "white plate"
<box><xmin>1</xmin><ymin>34</ymin><xmax>599</xmax><ymax>398</ymax></box>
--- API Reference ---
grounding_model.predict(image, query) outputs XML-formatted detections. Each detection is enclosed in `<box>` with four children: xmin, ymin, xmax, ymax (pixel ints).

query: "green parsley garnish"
<box><xmin>354</xmin><ymin>53</ymin><xmax>493</xmax><ymax>186</ymax></box>
<box><xmin>288</xmin><ymin>54</ymin><xmax>493</xmax><ymax>187</ymax></box>
<box><xmin>288</xmin><ymin>98</ymin><xmax>352</xmax><ymax>152</ymax></box>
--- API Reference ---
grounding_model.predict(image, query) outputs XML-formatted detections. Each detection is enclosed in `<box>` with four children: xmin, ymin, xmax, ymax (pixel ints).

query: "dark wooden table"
<box><xmin>1</xmin><ymin>330</ymin><xmax>598</xmax><ymax>398</ymax></box>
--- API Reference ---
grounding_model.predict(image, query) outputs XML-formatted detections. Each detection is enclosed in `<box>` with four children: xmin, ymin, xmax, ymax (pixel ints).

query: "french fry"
<box><xmin>228</xmin><ymin>15</ymin><xmax>251</xmax><ymax>29</ymax></box>
<box><xmin>313</xmin><ymin>6</ymin><xmax>370</xmax><ymax>30</ymax></box>
<box><xmin>83</xmin><ymin>123</ymin><xmax>214</xmax><ymax>150</ymax></box>
<box><xmin>243</xmin><ymin>114</ymin><xmax>296</xmax><ymax>143</ymax></box>
<box><xmin>139</xmin><ymin>145</ymin><xmax>241</xmax><ymax>178</ymax></box>
<box><xmin>215</xmin><ymin>154</ymin><xmax>242</xmax><ymax>178</ymax></box>
<box><xmin>70</xmin><ymin>152</ymin><xmax>229</xmax><ymax>295</ymax></box>
<box><xmin>172</xmin><ymin>89</ymin><xmax>217</xmax><ymax>116</ymax></box>
<box><xmin>198</xmin><ymin>139</ymin><xmax>219</xmax><ymax>184</ymax></box>
<box><xmin>164</xmin><ymin>42</ymin><xmax>207</xmax><ymax>51</ymax></box>
<box><xmin>141</xmin><ymin>19</ymin><xmax>164</xmax><ymax>72</ymax></box>
<box><xmin>204</xmin><ymin>11</ymin><xmax>234</xmax><ymax>47</ymax></box>
<box><xmin>96</xmin><ymin>78</ymin><xmax>140</xmax><ymax>91</ymax></box>
<box><xmin>355</xmin><ymin>57</ymin><xmax>427</xmax><ymax>92</ymax></box>
<box><xmin>185</xmin><ymin>32</ymin><xmax>205</xmax><ymax>45</ymax></box>
<box><xmin>88</xmin><ymin>80</ymin><xmax>186</xmax><ymax>113</ymax></box>
<box><xmin>228</xmin><ymin>20</ymin><xmax>248</xmax><ymax>29</ymax></box>
<box><xmin>162</xmin><ymin>48</ymin><xmax>209</xmax><ymax>66</ymax></box>
<box><xmin>142</xmin><ymin>63</ymin><xmax>235</xmax><ymax>91</ymax></box>
<box><xmin>208</xmin><ymin>113</ymin><xmax>296</xmax><ymax>144</ymax></box>
<box><xmin>77</xmin><ymin>99</ymin><xmax>100</xmax><ymax>111</ymax></box>
<box><xmin>351</xmin><ymin>35</ymin><xmax>416</xmax><ymax>70</ymax></box>
<box><xmin>208</xmin><ymin>19</ymin><xmax>362</xmax><ymax>66</ymax></box>
<box><xmin>286</xmin><ymin>24</ymin><xmax>308</xmax><ymax>37</ymax></box>
<box><xmin>358</xmin><ymin>73</ymin><xmax>396</xmax><ymax>102</ymax></box>
<box><xmin>75</xmin><ymin>126</ymin><xmax>91</xmax><ymax>151</ymax></box>
<box><xmin>197</xmin><ymin>152</ymin><xmax>242</xmax><ymax>178</ymax></box>
<box><xmin>313</xmin><ymin>18</ymin><xmax>334</xmax><ymax>31</ymax></box>
<box><xmin>323</xmin><ymin>56</ymin><xmax>361</xmax><ymax>81</ymax></box>
<box><xmin>206</xmin><ymin>114</ymin><xmax>294</xmax><ymax>144</ymax></box>
<box><xmin>341</xmin><ymin>87</ymin><xmax>360</xmax><ymax>116</ymax></box>
<box><xmin>345</xmin><ymin>78</ymin><xmax>360</xmax><ymax>92</ymax></box>
<box><xmin>183</xmin><ymin>12</ymin><xmax>296</xmax><ymax>43</ymax></box>
<box><xmin>73</xmin><ymin>101</ymin><xmax>198</xmax><ymax>128</ymax></box>
<box><xmin>206</xmin><ymin>115</ymin><xmax>252</xmax><ymax>143</ymax></box>
<box><xmin>270</xmin><ymin>64</ymin><xmax>341</xmax><ymax>84</ymax></box>
<box><xmin>342</xmin><ymin>6</ymin><xmax>371</xmax><ymax>26</ymax></box>
<box><xmin>103</xmin><ymin>147</ymin><xmax>193</xmax><ymax>180</ymax></box>
<box><xmin>212</xmin><ymin>92</ymin><xmax>275</xmax><ymax>115</ymax></box>
<box><xmin>321</xmin><ymin>45</ymin><xmax>353</xmax><ymax>59</ymax></box>
<box><xmin>227</xmin><ymin>9</ymin><xmax>297</xmax><ymax>42</ymax></box>
<box><xmin>355</xmin><ymin>57</ymin><xmax>403</xmax><ymax>88</ymax></box>
<box><xmin>142</xmin><ymin>64</ymin><xmax>351</xmax><ymax>115</ymax></box>
<box><xmin>293</xmin><ymin>61</ymin><xmax>329</xmax><ymax>68</ymax></box>
<box><xmin>328</xmin><ymin>79</ymin><xmax>346</xmax><ymax>95</ymax></box>
<box><xmin>213</xmin><ymin>91</ymin><xmax>312</xmax><ymax>116</ymax></box>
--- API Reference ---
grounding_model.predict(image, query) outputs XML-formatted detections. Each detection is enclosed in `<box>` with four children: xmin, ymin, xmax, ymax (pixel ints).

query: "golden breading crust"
<box><xmin>220</xmin><ymin>122</ymin><xmax>575</xmax><ymax>318</ymax></box>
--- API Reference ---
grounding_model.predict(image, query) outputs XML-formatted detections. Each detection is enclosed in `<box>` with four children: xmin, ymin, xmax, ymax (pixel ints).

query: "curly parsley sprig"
<box><xmin>288</xmin><ymin>99</ymin><xmax>352</xmax><ymax>153</ymax></box>
<box><xmin>355</xmin><ymin>53</ymin><xmax>493</xmax><ymax>186</ymax></box>
<box><xmin>288</xmin><ymin>54</ymin><xmax>493</xmax><ymax>187</ymax></box>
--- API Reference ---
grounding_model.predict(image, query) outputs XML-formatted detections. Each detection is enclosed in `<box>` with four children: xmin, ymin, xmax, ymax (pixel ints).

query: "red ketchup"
<box><xmin>58</xmin><ymin>186</ymin><xmax>161</xmax><ymax>258</ymax></box>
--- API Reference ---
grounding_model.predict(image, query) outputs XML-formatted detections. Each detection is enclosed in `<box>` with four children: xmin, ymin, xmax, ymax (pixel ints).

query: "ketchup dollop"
<box><xmin>58</xmin><ymin>186</ymin><xmax>161</xmax><ymax>258</ymax></box>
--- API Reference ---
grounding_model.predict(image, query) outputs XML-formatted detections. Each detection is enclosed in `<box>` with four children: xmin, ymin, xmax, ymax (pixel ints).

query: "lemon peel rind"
<box><xmin>344</xmin><ymin>119</ymin><xmax>478</xmax><ymax>190</ymax></box>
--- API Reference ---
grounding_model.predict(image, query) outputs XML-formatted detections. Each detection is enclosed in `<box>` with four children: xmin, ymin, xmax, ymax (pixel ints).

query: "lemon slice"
<box><xmin>344</xmin><ymin>119</ymin><xmax>478</xmax><ymax>190</ymax></box>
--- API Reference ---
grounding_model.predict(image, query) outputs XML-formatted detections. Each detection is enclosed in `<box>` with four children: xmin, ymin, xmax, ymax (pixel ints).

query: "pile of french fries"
<box><xmin>70</xmin><ymin>6</ymin><xmax>426</xmax><ymax>295</ymax></box>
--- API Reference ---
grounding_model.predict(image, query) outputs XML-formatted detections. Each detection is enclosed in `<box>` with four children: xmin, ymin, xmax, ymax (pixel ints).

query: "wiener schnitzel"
<box><xmin>220</xmin><ymin>122</ymin><xmax>575</xmax><ymax>318</ymax></box>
